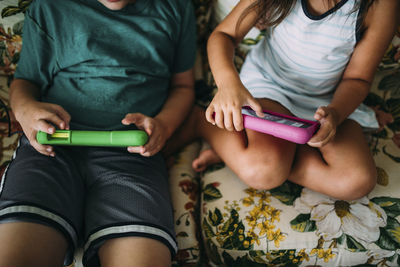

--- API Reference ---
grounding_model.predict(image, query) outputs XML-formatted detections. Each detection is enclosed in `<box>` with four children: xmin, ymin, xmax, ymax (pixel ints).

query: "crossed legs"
<box><xmin>167</xmin><ymin>99</ymin><xmax>377</xmax><ymax>201</ymax></box>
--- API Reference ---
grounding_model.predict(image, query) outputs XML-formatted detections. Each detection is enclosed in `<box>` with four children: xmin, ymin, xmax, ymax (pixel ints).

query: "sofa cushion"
<box><xmin>0</xmin><ymin>0</ymin><xmax>28</xmax><ymax>76</ymax></box>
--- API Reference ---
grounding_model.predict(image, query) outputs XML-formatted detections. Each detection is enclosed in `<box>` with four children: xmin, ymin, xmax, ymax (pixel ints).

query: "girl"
<box><xmin>187</xmin><ymin>0</ymin><xmax>399</xmax><ymax>200</ymax></box>
<box><xmin>0</xmin><ymin>0</ymin><xmax>196</xmax><ymax>266</ymax></box>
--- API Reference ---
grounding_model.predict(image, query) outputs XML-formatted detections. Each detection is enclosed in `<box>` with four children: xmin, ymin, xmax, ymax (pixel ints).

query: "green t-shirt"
<box><xmin>15</xmin><ymin>0</ymin><xmax>197</xmax><ymax>130</ymax></box>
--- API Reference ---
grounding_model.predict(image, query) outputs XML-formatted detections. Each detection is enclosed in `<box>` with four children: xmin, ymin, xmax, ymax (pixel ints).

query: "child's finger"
<box><xmin>34</xmin><ymin>144</ymin><xmax>55</xmax><ymax>157</ymax></box>
<box><xmin>223</xmin><ymin>110</ymin><xmax>234</xmax><ymax>131</ymax></box>
<box><xmin>127</xmin><ymin>145</ymin><xmax>144</xmax><ymax>154</ymax></box>
<box><xmin>214</xmin><ymin>109</ymin><xmax>224</xmax><ymax>129</ymax></box>
<box><xmin>308</xmin><ymin>123</ymin><xmax>335</xmax><ymax>147</ymax></box>
<box><xmin>142</xmin><ymin>118</ymin><xmax>155</xmax><ymax>136</ymax></box>
<box><xmin>248</xmin><ymin>98</ymin><xmax>264</xmax><ymax>117</ymax></box>
<box><xmin>42</xmin><ymin>112</ymin><xmax>68</xmax><ymax>131</ymax></box>
<box><xmin>314</xmin><ymin>106</ymin><xmax>327</xmax><ymax>121</ymax></box>
<box><xmin>53</xmin><ymin>105</ymin><xmax>71</xmax><ymax>129</ymax></box>
<box><xmin>142</xmin><ymin>133</ymin><xmax>163</xmax><ymax>156</ymax></box>
<box><xmin>233</xmin><ymin>108</ymin><xmax>243</xmax><ymax>131</ymax></box>
<box><xmin>307</xmin><ymin>122</ymin><xmax>330</xmax><ymax>147</ymax></box>
<box><xmin>37</xmin><ymin>119</ymin><xmax>56</xmax><ymax>134</ymax></box>
<box><xmin>205</xmin><ymin>106</ymin><xmax>216</xmax><ymax>124</ymax></box>
<box><xmin>29</xmin><ymin>135</ymin><xmax>55</xmax><ymax>157</ymax></box>
<box><xmin>122</xmin><ymin>113</ymin><xmax>144</xmax><ymax>125</ymax></box>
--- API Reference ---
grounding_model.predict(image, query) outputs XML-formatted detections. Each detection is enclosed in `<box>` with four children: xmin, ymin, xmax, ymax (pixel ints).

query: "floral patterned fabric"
<box><xmin>198</xmin><ymin>1</ymin><xmax>400</xmax><ymax>266</ymax></box>
<box><xmin>1</xmin><ymin>0</ymin><xmax>400</xmax><ymax>266</ymax></box>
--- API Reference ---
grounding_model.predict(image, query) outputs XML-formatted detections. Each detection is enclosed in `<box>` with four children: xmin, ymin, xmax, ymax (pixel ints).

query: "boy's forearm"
<box><xmin>329</xmin><ymin>78</ymin><xmax>371</xmax><ymax>125</ymax></box>
<box><xmin>154</xmin><ymin>85</ymin><xmax>195</xmax><ymax>138</ymax></box>
<box><xmin>9</xmin><ymin>79</ymin><xmax>40</xmax><ymax>117</ymax></box>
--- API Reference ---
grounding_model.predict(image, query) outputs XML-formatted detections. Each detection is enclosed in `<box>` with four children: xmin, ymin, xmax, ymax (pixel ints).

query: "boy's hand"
<box><xmin>122</xmin><ymin>113</ymin><xmax>168</xmax><ymax>157</ymax></box>
<box><xmin>205</xmin><ymin>86</ymin><xmax>263</xmax><ymax>131</ymax></box>
<box><xmin>307</xmin><ymin>106</ymin><xmax>339</xmax><ymax>147</ymax></box>
<box><xmin>14</xmin><ymin>100</ymin><xmax>71</xmax><ymax>157</ymax></box>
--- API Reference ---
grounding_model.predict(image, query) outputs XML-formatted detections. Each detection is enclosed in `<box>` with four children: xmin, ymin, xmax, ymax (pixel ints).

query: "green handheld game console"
<box><xmin>36</xmin><ymin>130</ymin><xmax>148</xmax><ymax>147</ymax></box>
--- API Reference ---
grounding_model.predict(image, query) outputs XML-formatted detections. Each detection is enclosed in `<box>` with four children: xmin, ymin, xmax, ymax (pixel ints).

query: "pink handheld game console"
<box><xmin>242</xmin><ymin>107</ymin><xmax>320</xmax><ymax>144</ymax></box>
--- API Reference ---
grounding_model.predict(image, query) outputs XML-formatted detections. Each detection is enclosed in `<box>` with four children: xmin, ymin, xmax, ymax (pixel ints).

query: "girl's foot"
<box><xmin>192</xmin><ymin>148</ymin><xmax>222</xmax><ymax>172</ymax></box>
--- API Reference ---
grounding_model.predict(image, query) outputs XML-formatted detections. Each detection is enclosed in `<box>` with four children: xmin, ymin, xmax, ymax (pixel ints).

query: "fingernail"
<box><xmin>46</xmin><ymin>147</ymin><xmax>52</xmax><ymax>152</ymax></box>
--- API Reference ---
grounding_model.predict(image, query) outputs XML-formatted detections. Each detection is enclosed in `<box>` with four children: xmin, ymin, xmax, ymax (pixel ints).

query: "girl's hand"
<box><xmin>14</xmin><ymin>100</ymin><xmax>71</xmax><ymax>157</ymax></box>
<box><xmin>205</xmin><ymin>86</ymin><xmax>263</xmax><ymax>131</ymax></box>
<box><xmin>122</xmin><ymin>113</ymin><xmax>168</xmax><ymax>157</ymax></box>
<box><xmin>307</xmin><ymin>106</ymin><xmax>339</xmax><ymax>147</ymax></box>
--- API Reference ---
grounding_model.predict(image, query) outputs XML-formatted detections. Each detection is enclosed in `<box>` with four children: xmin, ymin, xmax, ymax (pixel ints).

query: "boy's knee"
<box><xmin>238</xmin><ymin>163</ymin><xmax>288</xmax><ymax>190</ymax></box>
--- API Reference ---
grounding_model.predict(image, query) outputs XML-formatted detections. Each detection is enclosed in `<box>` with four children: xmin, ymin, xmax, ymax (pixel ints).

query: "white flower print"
<box><xmin>367</xmin><ymin>249</ymin><xmax>398</xmax><ymax>265</ymax></box>
<box><xmin>294</xmin><ymin>188</ymin><xmax>387</xmax><ymax>244</ymax></box>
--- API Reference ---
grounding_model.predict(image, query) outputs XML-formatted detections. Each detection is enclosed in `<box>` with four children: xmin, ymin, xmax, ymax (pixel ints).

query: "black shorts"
<box><xmin>0</xmin><ymin>136</ymin><xmax>177</xmax><ymax>266</ymax></box>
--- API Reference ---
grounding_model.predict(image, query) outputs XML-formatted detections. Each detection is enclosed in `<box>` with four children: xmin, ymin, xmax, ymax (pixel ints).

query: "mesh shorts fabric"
<box><xmin>0</xmin><ymin>136</ymin><xmax>177</xmax><ymax>266</ymax></box>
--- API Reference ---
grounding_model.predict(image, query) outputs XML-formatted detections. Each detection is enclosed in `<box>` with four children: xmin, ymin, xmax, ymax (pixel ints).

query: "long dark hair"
<box><xmin>238</xmin><ymin>0</ymin><xmax>376</xmax><ymax>31</ymax></box>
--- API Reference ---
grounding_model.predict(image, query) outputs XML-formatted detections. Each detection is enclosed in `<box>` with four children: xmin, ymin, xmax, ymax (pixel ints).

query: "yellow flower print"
<box><xmin>267</xmin><ymin>207</ymin><xmax>281</xmax><ymax>223</ymax></box>
<box><xmin>247</xmin><ymin>231</ymin><xmax>260</xmax><ymax>246</ymax></box>
<box><xmin>311</xmin><ymin>248</ymin><xmax>336</xmax><ymax>263</ymax></box>
<box><xmin>297</xmin><ymin>249</ymin><xmax>310</xmax><ymax>262</ymax></box>
<box><xmin>256</xmin><ymin>191</ymin><xmax>271</xmax><ymax>204</ymax></box>
<box><xmin>267</xmin><ymin>229</ymin><xmax>286</xmax><ymax>247</ymax></box>
<box><xmin>244</xmin><ymin>188</ymin><xmax>258</xmax><ymax>197</ymax></box>
<box><xmin>242</xmin><ymin>196</ymin><xmax>254</xmax><ymax>207</ymax></box>
<box><xmin>257</xmin><ymin>221</ymin><xmax>275</xmax><ymax>237</ymax></box>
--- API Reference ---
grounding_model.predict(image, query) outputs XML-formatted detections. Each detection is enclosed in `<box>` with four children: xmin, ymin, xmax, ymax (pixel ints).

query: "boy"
<box><xmin>0</xmin><ymin>0</ymin><xmax>196</xmax><ymax>266</ymax></box>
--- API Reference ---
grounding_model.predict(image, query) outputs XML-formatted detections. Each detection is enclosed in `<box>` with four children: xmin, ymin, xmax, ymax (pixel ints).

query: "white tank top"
<box><xmin>240</xmin><ymin>0</ymin><xmax>379</xmax><ymax>129</ymax></box>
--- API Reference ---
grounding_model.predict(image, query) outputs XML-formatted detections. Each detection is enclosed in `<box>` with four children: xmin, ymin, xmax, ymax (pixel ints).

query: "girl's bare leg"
<box><xmin>99</xmin><ymin>237</ymin><xmax>171</xmax><ymax>267</ymax></box>
<box><xmin>289</xmin><ymin>119</ymin><xmax>377</xmax><ymax>200</ymax></box>
<box><xmin>194</xmin><ymin>100</ymin><xmax>298</xmax><ymax>190</ymax></box>
<box><xmin>164</xmin><ymin>100</ymin><xmax>297</xmax><ymax>189</ymax></box>
<box><xmin>0</xmin><ymin>222</ymin><xmax>68</xmax><ymax>267</ymax></box>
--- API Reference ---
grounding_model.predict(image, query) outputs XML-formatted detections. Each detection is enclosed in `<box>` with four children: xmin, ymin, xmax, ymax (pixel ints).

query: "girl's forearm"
<box><xmin>207</xmin><ymin>31</ymin><xmax>243</xmax><ymax>90</ymax></box>
<box><xmin>328</xmin><ymin>78</ymin><xmax>371</xmax><ymax>125</ymax></box>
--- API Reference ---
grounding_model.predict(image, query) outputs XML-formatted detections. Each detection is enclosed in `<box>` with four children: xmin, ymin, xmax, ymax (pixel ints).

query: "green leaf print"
<box><xmin>222</xmin><ymin>252</ymin><xmax>269</xmax><ymax>267</ymax></box>
<box><xmin>387</xmin><ymin>98</ymin><xmax>400</xmax><ymax>120</ymax></box>
<box><xmin>270</xmin><ymin>181</ymin><xmax>303</xmax><ymax>205</ymax></box>
<box><xmin>204</xmin><ymin>239</ymin><xmax>223</xmax><ymax>266</ymax></box>
<box><xmin>290</xmin><ymin>214</ymin><xmax>316</xmax><ymax>232</ymax></box>
<box><xmin>202</xmin><ymin>218</ymin><xmax>215</xmax><ymax>238</ymax></box>
<box><xmin>208</xmin><ymin>208</ymin><xmax>223</xmax><ymax>226</ymax></box>
<box><xmin>376</xmin><ymin>217</ymin><xmax>400</xmax><ymax>250</ymax></box>
<box><xmin>378</xmin><ymin>72</ymin><xmax>400</xmax><ymax>98</ymax></box>
<box><xmin>363</xmin><ymin>92</ymin><xmax>385</xmax><ymax>107</ymax></box>
<box><xmin>371</xmin><ymin>197</ymin><xmax>400</xmax><ymax>218</ymax></box>
<box><xmin>203</xmin><ymin>183</ymin><xmax>222</xmax><ymax>202</ymax></box>
<box><xmin>12</xmin><ymin>20</ymin><xmax>23</xmax><ymax>35</ymax></box>
<box><xmin>1</xmin><ymin>7</ymin><xmax>21</xmax><ymax>18</ymax></box>
<box><xmin>346</xmin><ymin>235</ymin><xmax>366</xmax><ymax>250</ymax></box>
<box><xmin>18</xmin><ymin>0</ymin><xmax>32</xmax><ymax>11</ymax></box>
<box><xmin>248</xmin><ymin>250</ymin><xmax>267</xmax><ymax>264</ymax></box>
<box><xmin>383</xmin><ymin>146</ymin><xmax>400</xmax><ymax>163</ymax></box>
<box><xmin>336</xmin><ymin>234</ymin><xmax>346</xmax><ymax>245</ymax></box>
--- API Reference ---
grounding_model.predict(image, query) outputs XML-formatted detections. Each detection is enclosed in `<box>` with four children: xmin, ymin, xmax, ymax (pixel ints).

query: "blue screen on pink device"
<box><xmin>242</xmin><ymin>109</ymin><xmax>311</xmax><ymax>128</ymax></box>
